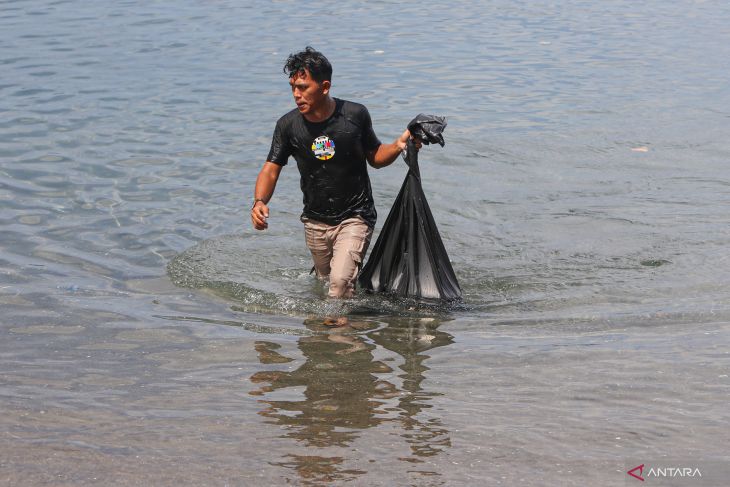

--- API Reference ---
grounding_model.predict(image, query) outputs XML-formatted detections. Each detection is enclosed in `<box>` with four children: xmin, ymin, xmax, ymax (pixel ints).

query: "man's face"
<box><xmin>289</xmin><ymin>69</ymin><xmax>330</xmax><ymax>115</ymax></box>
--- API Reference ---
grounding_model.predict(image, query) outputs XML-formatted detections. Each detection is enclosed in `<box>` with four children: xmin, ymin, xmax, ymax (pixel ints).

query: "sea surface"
<box><xmin>2</xmin><ymin>1</ymin><xmax>730</xmax><ymax>485</ymax></box>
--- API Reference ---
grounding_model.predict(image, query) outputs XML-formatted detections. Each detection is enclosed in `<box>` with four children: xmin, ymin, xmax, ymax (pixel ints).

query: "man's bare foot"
<box><xmin>323</xmin><ymin>316</ymin><xmax>349</xmax><ymax>327</ymax></box>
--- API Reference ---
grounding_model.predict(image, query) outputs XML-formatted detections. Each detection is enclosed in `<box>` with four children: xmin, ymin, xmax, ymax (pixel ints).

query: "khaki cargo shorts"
<box><xmin>302</xmin><ymin>216</ymin><xmax>373</xmax><ymax>299</ymax></box>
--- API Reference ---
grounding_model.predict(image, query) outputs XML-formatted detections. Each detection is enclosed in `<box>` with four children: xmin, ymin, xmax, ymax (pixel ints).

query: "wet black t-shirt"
<box><xmin>266</xmin><ymin>98</ymin><xmax>382</xmax><ymax>227</ymax></box>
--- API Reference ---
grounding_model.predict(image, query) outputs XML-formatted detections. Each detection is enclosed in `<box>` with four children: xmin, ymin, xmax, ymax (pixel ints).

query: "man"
<box><xmin>251</xmin><ymin>47</ymin><xmax>420</xmax><ymax>299</ymax></box>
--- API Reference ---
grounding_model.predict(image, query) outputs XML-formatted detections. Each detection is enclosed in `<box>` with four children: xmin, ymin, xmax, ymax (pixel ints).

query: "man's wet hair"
<box><xmin>283</xmin><ymin>46</ymin><xmax>332</xmax><ymax>83</ymax></box>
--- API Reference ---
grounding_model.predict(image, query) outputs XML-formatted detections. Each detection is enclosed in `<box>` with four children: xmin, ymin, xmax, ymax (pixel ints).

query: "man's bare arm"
<box><xmin>251</xmin><ymin>161</ymin><xmax>283</xmax><ymax>230</ymax></box>
<box><xmin>366</xmin><ymin>129</ymin><xmax>422</xmax><ymax>169</ymax></box>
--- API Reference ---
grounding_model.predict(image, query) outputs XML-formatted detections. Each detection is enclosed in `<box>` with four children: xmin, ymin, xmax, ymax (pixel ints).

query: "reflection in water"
<box><xmin>270</xmin><ymin>454</ymin><xmax>366</xmax><ymax>485</ymax></box>
<box><xmin>370</xmin><ymin>320</ymin><xmax>454</xmax><ymax>460</ymax></box>
<box><xmin>249</xmin><ymin>317</ymin><xmax>454</xmax><ymax>484</ymax></box>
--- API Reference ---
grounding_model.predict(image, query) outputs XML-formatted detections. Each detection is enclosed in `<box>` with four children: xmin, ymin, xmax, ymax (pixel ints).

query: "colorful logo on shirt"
<box><xmin>311</xmin><ymin>135</ymin><xmax>335</xmax><ymax>161</ymax></box>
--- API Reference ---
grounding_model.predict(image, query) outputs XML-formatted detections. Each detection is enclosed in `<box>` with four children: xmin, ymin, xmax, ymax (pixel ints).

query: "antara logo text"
<box><xmin>627</xmin><ymin>463</ymin><xmax>702</xmax><ymax>481</ymax></box>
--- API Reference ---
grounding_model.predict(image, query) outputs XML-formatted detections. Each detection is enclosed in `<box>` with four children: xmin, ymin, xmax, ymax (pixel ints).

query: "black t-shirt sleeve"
<box><xmin>360</xmin><ymin>106</ymin><xmax>382</xmax><ymax>152</ymax></box>
<box><xmin>266</xmin><ymin>117</ymin><xmax>292</xmax><ymax>166</ymax></box>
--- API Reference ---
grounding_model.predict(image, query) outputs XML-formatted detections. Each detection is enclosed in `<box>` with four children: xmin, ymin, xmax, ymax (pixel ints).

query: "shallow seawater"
<box><xmin>2</xmin><ymin>1</ymin><xmax>730</xmax><ymax>485</ymax></box>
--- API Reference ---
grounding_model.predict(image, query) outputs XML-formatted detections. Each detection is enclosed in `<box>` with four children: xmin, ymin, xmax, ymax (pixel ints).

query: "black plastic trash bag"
<box><xmin>406</xmin><ymin>113</ymin><xmax>447</xmax><ymax>147</ymax></box>
<box><xmin>358</xmin><ymin>114</ymin><xmax>461</xmax><ymax>301</ymax></box>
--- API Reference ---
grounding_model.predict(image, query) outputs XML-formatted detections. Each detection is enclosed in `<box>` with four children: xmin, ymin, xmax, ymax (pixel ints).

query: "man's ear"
<box><xmin>321</xmin><ymin>80</ymin><xmax>331</xmax><ymax>95</ymax></box>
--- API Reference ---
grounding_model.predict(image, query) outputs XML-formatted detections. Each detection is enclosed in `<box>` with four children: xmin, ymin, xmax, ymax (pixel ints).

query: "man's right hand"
<box><xmin>251</xmin><ymin>200</ymin><xmax>269</xmax><ymax>230</ymax></box>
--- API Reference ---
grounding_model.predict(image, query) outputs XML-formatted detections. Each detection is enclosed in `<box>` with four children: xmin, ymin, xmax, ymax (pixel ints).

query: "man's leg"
<box><xmin>328</xmin><ymin>217</ymin><xmax>373</xmax><ymax>299</ymax></box>
<box><xmin>303</xmin><ymin>218</ymin><xmax>332</xmax><ymax>280</ymax></box>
